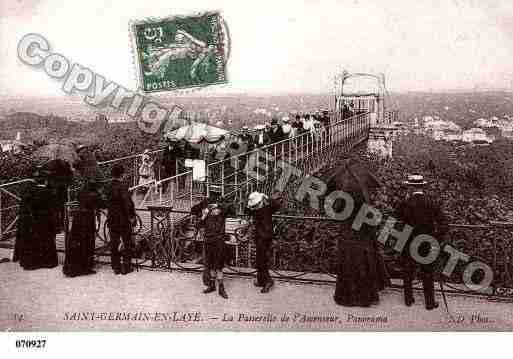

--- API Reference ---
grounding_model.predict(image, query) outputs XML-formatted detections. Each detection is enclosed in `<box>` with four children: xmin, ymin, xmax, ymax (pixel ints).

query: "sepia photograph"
<box><xmin>1</xmin><ymin>0</ymin><xmax>513</xmax><ymax>352</ymax></box>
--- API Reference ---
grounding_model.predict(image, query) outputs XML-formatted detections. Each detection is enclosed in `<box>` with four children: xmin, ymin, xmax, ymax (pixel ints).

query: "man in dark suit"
<box><xmin>269</xmin><ymin>118</ymin><xmax>284</xmax><ymax>144</ymax></box>
<box><xmin>239</xmin><ymin>126</ymin><xmax>255</xmax><ymax>152</ymax></box>
<box><xmin>395</xmin><ymin>174</ymin><xmax>448</xmax><ymax>310</ymax></box>
<box><xmin>246</xmin><ymin>192</ymin><xmax>281</xmax><ymax>293</ymax></box>
<box><xmin>191</xmin><ymin>188</ymin><xmax>235</xmax><ymax>299</ymax></box>
<box><xmin>107</xmin><ymin>164</ymin><xmax>136</xmax><ymax>275</ymax></box>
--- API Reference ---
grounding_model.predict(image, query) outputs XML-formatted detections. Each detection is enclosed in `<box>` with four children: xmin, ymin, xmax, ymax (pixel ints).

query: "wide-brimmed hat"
<box><xmin>247</xmin><ymin>191</ymin><xmax>267</xmax><ymax>209</ymax></box>
<box><xmin>76</xmin><ymin>144</ymin><xmax>89</xmax><ymax>153</ymax></box>
<box><xmin>404</xmin><ymin>174</ymin><xmax>428</xmax><ymax>186</ymax></box>
<box><xmin>282</xmin><ymin>116</ymin><xmax>289</xmax><ymax>123</ymax></box>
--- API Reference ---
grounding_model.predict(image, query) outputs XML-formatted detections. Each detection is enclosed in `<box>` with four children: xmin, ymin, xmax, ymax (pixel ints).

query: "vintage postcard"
<box><xmin>2</xmin><ymin>0</ymin><xmax>513</xmax><ymax>351</ymax></box>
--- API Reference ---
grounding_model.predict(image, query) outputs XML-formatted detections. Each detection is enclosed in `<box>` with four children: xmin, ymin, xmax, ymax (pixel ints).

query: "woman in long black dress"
<box><xmin>63</xmin><ymin>180</ymin><xmax>105</xmax><ymax>277</ymax></box>
<box><xmin>14</xmin><ymin>167</ymin><xmax>58</xmax><ymax>270</ymax></box>
<box><xmin>329</xmin><ymin>160</ymin><xmax>387</xmax><ymax>307</ymax></box>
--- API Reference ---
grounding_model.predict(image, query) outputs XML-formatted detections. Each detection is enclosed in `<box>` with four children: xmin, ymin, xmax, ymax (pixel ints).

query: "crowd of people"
<box><xmin>12</xmin><ymin>152</ymin><xmax>447</xmax><ymax>311</ymax></box>
<box><xmin>186</xmin><ymin>170</ymin><xmax>446</xmax><ymax>309</ymax></box>
<box><xmin>10</xmin><ymin>105</ymin><xmax>447</xmax><ymax>310</ymax></box>
<box><xmin>13</xmin><ymin>161</ymin><xmax>137</xmax><ymax>276</ymax></box>
<box><xmin>130</xmin><ymin>110</ymin><xmax>333</xmax><ymax>196</ymax></box>
<box><xmin>244</xmin><ymin>110</ymin><xmax>332</xmax><ymax>148</ymax></box>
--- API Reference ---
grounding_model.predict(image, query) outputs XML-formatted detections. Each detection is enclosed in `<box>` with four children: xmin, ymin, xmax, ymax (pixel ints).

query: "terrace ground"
<box><xmin>1</xmin><ymin>247</ymin><xmax>512</xmax><ymax>332</ymax></box>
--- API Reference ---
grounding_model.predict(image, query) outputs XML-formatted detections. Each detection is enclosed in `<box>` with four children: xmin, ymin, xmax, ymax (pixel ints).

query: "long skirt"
<box><xmin>63</xmin><ymin>209</ymin><xmax>96</xmax><ymax>276</ymax></box>
<box><xmin>18</xmin><ymin>231</ymin><xmax>58</xmax><ymax>270</ymax></box>
<box><xmin>15</xmin><ymin>186</ymin><xmax>58</xmax><ymax>270</ymax></box>
<box><xmin>334</xmin><ymin>229</ymin><xmax>382</xmax><ymax>307</ymax></box>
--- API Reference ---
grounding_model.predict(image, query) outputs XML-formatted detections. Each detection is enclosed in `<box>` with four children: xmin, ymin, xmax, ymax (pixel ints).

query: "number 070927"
<box><xmin>15</xmin><ymin>339</ymin><xmax>46</xmax><ymax>349</ymax></box>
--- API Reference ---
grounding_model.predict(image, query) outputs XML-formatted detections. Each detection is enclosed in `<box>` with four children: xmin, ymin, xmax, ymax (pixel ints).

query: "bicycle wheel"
<box><xmin>94</xmin><ymin>209</ymin><xmax>110</xmax><ymax>253</ymax></box>
<box><xmin>103</xmin><ymin>213</ymin><xmax>143</xmax><ymax>239</ymax></box>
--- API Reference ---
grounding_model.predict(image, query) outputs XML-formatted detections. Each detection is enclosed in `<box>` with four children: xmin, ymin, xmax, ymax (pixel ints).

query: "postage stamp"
<box><xmin>130</xmin><ymin>11</ymin><xmax>229</xmax><ymax>93</ymax></box>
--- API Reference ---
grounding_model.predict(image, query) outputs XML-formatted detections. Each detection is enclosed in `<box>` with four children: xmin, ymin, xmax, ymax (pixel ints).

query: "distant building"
<box><xmin>93</xmin><ymin>114</ymin><xmax>109</xmax><ymax>130</ymax></box>
<box><xmin>473</xmin><ymin>117</ymin><xmax>498</xmax><ymax>128</ymax></box>
<box><xmin>501</xmin><ymin>126</ymin><xmax>513</xmax><ymax>139</ymax></box>
<box><xmin>423</xmin><ymin>119</ymin><xmax>462</xmax><ymax>141</ymax></box>
<box><xmin>0</xmin><ymin>132</ymin><xmax>27</xmax><ymax>154</ymax></box>
<box><xmin>424</xmin><ymin>119</ymin><xmax>460</xmax><ymax>132</ymax></box>
<box><xmin>443</xmin><ymin>129</ymin><xmax>463</xmax><ymax>142</ymax></box>
<box><xmin>472</xmin><ymin>115</ymin><xmax>513</xmax><ymax>140</ymax></box>
<box><xmin>368</xmin><ymin>128</ymin><xmax>395</xmax><ymax>159</ymax></box>
<box><xmin>384</xmin><ymin>110</ymin><xmax>399</xmax><ymax>124</ymax></box>
<box><xmin>391</xmin><ymin>121</ymin><xmax>409</xmax><ymax>136</ymax></box>
<box><xmin>462</xmin><ymin>128</ymin><xmax>492</xmax><ymax>144</ymax></box>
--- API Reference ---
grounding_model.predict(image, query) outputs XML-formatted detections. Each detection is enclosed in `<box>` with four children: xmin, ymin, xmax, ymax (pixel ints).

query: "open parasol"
<box><xmin>33</xmin><ymin>144</ymin><xmax>79</xmax><ymax>164</ymax></box>
<box><xmin>326</xmin><ymin>159</ymin><xmax>382</xmax><ymax>203</ymax></box>
<box><xmin>164</xmin><ymin>121</ymin><xmax>228</xmax><ymax>144</ymax></box>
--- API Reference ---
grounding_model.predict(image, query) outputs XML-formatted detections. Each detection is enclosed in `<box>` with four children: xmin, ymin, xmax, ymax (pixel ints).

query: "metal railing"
<box><xmin>205</xmin><ymin>112</ymin><xmax>371</xmax><ymax>213</ymax></box>
<box><xmin>441</xmin><ymin>222</ymin><xmax>513</xmax><ymax>296</ymax></box>
<box><xmin>130</xmin><ymin>208</ymin><xmax>513</xmax><ymax>298</ymax></box>
<box><xmin>0</xmin><ymin>112</ymin><xmax>370</xmax><ymax>242</ymax></box>
<box><xmin>97</xmin><ymin>149</ymin><xmax>164</xmax><ymax>189</ymax></box>
<box><xmin>0</xmin><ymin>179</ymin><xmax>35</xmax><ymax>242</ymax></box>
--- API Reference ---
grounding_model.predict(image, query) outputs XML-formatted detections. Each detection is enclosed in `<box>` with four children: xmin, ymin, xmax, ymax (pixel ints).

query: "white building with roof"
<box><xmin>462</xmin><ymin>128</ymin><xmax>492</xmax><ymax>143</ymax></box>
<box><xmin>0</xmin><ymin>132</ymin><xmax>26</xmax><ymax>153</ymax></box>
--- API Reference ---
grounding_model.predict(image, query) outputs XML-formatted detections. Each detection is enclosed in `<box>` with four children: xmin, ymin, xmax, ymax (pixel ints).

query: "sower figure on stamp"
<box><xmin>107</xmin><ymin>164</ymin><xmax>136</xmax><ymax>275</ymax></box>
<box><xmin>246</xmin><ymin>191</ymin><xmax>281</xmax><ymax>293</ymax></box>
<box><xmin>191</xmin><ymin>187</ymin><xmax>235</xmax><ymax>299</ymax></box>
<box><xmin>395</xmin><ymin>174</ymin><xmax>448</xmax><ymax>310</ymax></box>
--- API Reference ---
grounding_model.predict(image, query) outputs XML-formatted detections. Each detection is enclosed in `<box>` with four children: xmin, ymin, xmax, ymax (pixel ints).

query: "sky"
<box><xmin>1</xmin><ymin>0</ymin><xmax>513</xmax><ymax>97</ymax></box>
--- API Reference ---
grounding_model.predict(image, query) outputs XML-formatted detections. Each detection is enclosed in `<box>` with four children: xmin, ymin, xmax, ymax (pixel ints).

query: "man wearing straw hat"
<box><xmin>246</xmin><ymin>191</ymin><xmax>281</xmax><ymax>293</ymax></box>
<box><xmin>395</xmin><ymin>174</ymin><xmax>448</xmax><ymax>310</ymax></box>
<box><xmin>281</xmin><ymin>116</ymin><xmax>292</xmax><ymax>138</ymax></box>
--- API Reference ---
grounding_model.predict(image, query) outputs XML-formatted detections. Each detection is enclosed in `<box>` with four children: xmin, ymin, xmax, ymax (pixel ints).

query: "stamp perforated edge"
<box><xmin>128</xmin><ymin>10</ymin><xmax>231</xmax><ymax>96</ymax></box>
